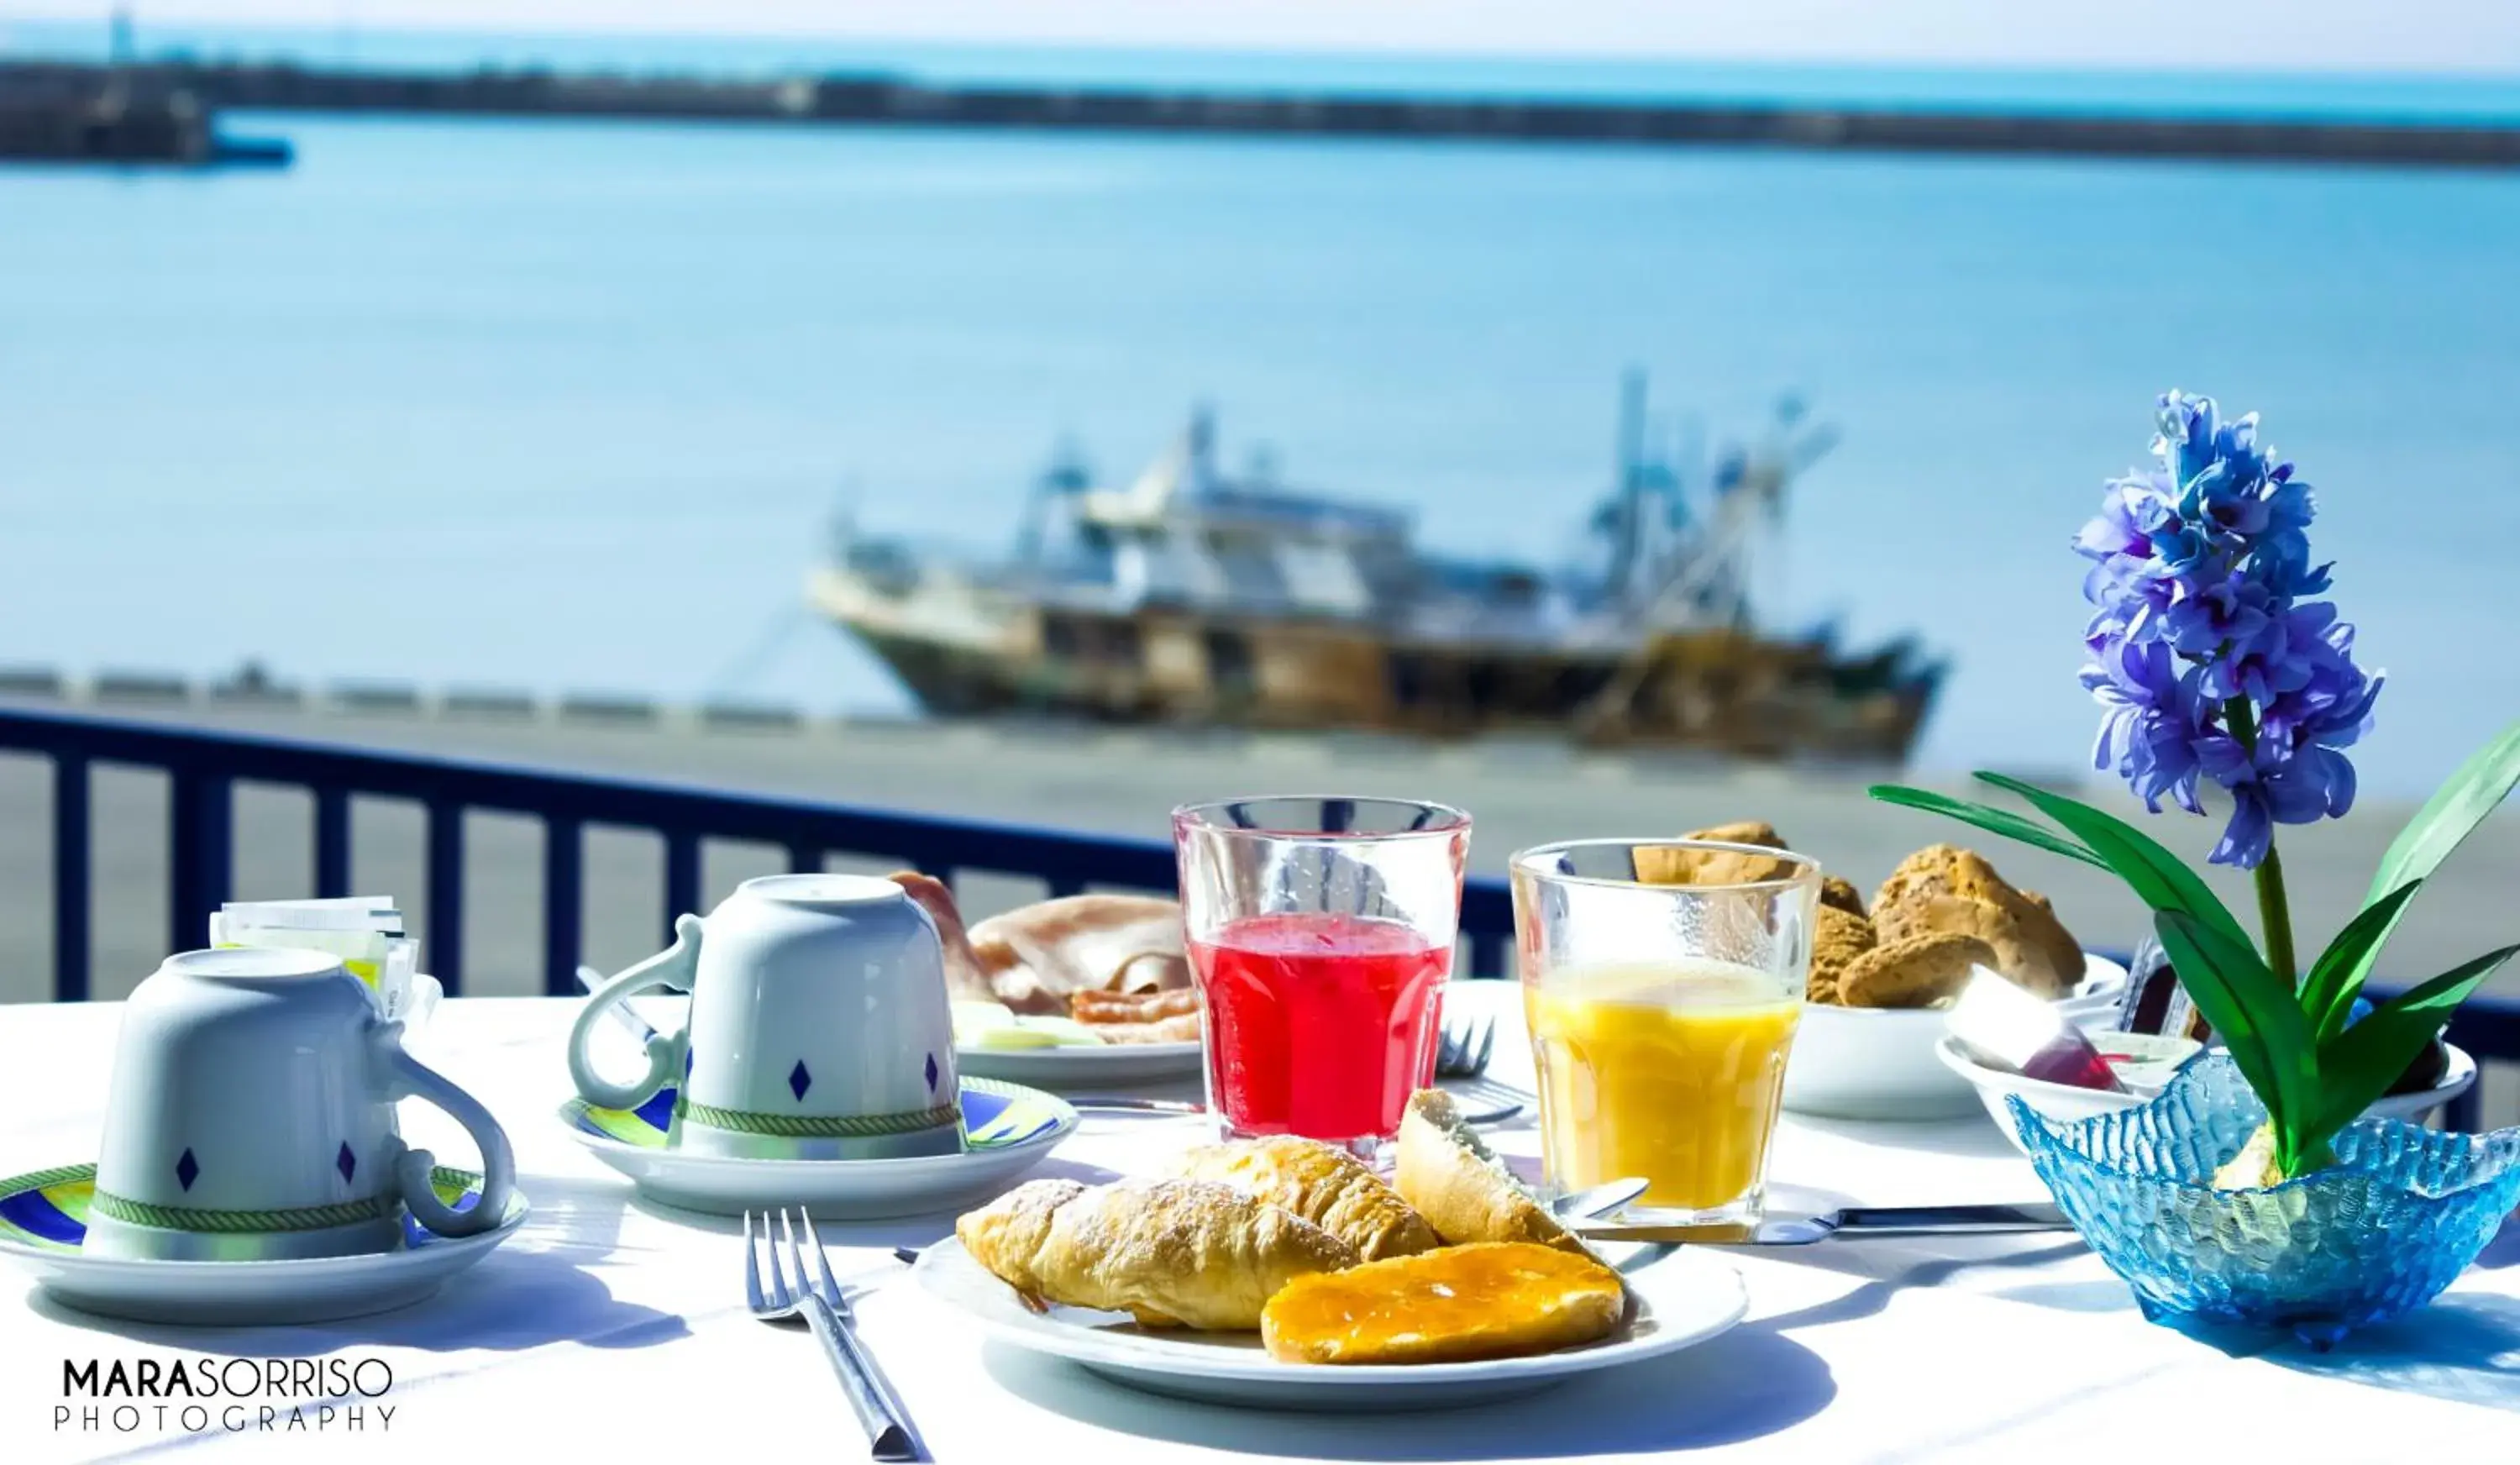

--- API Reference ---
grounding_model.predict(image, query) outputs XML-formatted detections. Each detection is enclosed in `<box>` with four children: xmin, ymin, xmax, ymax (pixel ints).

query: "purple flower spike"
<box><xmin>2074</xmin><ymin>391</ymin><xmax>2381</xmax><ymax>868</ymax></box>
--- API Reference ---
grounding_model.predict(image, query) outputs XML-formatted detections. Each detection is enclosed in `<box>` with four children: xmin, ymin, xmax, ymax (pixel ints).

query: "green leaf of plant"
<box><xmin>2300</xmin><ymin>880</ymin><xmax>2424</xmax><ymax>1043</ymax></box>
<box><xmin>2155</xmin><ymin>910</ymin><xmax>2318</xmax><ymax>1142</ymax></box>
<box><xmin>2307</xmin><ymin>944</ymin><xmax>2520</xmax><ymax>1147</ymax></box>
<box><xmin>1865</xmin><ymin>785</ymin><xmax>2109</xmax><ymax>868</ymax></box>
<box><xmin>2370</xmin><ymin>719</ymin><xmax>2520</xmax><ymax>902</ymax></box>
<box><xmin>1977</xmin><ymin>772</ymin><xmax>2258</xmax><ymax>957</ymax></box>
<box><xmin>2335</xmin><ymin>719</ymin><xmax>2520</xmax><ymax>1013</ymax></box>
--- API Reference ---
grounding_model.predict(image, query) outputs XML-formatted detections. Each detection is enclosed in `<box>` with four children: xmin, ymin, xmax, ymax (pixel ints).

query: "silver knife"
<box><xmin>578</xmin><ymin>964</ymin><xmax>669</xmax><ymax>1044</ymax></box>
<box><xmin>1569</xmin><ymin>1200</ymin><xmax>2071</xmax><ymax>1247</ymax></box>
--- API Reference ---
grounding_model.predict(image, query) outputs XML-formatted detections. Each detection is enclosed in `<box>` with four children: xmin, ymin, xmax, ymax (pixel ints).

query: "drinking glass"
<box><xmin>1511</xmin><ymin>838</ymin><xmax>1820</xmax><ymax>1227</ymax></box>
<box><xmin>1173</xmin><ymin>796</ymin><xmax>1471</xmax><ymax>1158</ymax></box>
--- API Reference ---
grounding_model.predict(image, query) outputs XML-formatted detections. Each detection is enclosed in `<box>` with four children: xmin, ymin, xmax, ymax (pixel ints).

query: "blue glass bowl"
<box><xmin>2010</xmin><ymin>1053</ymin><xmax>2520</xmax><ymax>1347</ymax></box>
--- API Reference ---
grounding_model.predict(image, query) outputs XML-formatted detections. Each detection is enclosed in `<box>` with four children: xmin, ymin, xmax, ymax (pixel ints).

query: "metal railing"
<box><xmin>0</xmin><ymin>701</ymin><xmax>2496</xmax><ymax>1130</ymax></box>
<box><xmin>0</xmin><ymin>702</ymin><xmax>1516</xmax><ymax>1002</ymax></box>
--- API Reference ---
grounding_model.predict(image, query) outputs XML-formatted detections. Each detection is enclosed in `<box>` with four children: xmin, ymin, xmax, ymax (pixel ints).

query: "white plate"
<box><xmin>559</xmin><ymin>1078</ymin><xmax>1077</xmax><ymax>1219</ymax></box>
<box><xmin>914</xmin><ymin>1237</ymin><xmax>1747</xmax><ymax>1411</ymax></box>
<box><xmin>1940</xmin><ymin>1035</ymin><xmax>2481</xmax><ymax>1153</ymax></box>
<box><xmin>953</xmin><ymin>1040</ymin><xmax>1204</xmax><ymax>1088</ymax></box>
<box><xmin>1782</xmin><ymin>953</ymin><xmax>2129</xmax><ymax>1121</ymax></box>
<box><xmin>0</xmin><ymin>1165</ymin><xmax>526</xmax><ymax>1326</ymax></box>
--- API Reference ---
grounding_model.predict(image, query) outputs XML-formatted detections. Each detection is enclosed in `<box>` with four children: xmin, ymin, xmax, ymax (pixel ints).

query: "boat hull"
<box><xmin>816</xmin><ymin>570</ymin><xmax>1938</xmax><ymax>763</ymax></box>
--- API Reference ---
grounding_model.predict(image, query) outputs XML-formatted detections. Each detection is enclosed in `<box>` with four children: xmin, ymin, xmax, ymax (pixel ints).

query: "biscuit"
<box><xmin>1872</xmin><ymin>846</ymin><xmax>2081</xmax><ymax>1000</ymax></box>
<box><xmin>2014</xmin><ymin>890</ymin><xmax>2087</xmax><ymax>990</ymax></box>
<box><xmin>1835</xmin><ymin>932</ymin><xmax>1999</xmax><ymax>1009</ymax></box>
<box><xmin>1807</xmin><ymin>904</ymin><xmax>1877</xmax><ymax>1006</ymax></box>
<box><xmin>1634</xmin><ymin>822</ymin><xmax>1801</xmax><ymax>887</ymax></box>
<box><xmin>1819</xmin><ymin>876</ymin><xmax>1866</xmax><ymax>919</ymax></box>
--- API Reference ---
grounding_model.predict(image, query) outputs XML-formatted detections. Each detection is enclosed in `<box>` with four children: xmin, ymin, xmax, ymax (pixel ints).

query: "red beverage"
<box><xmin>1190</xmin><ymin>912</ymin><xmax>1450</xmax><ymax>1146</ymax></box>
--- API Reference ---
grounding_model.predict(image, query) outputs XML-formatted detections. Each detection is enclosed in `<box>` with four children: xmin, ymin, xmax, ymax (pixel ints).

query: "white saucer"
<box><xmin>0</xmin><ymin>1165</ymin><xmax>527</xmax><ymax>1326</ymax></box>
<box><xmin>915</xmin><ymin>1237</ymin><xmax>1748</xmax><ymax>1411</ymax></box>
<box><xmin>560</xmin><ymin>1077</ymin><xmax>1077</xmax><ymax>1219</ymax></box>
<box><xmin>954</xmin><ymin>1040</ymin><xmax>1204</xmax><ymax>1089</ymax></box>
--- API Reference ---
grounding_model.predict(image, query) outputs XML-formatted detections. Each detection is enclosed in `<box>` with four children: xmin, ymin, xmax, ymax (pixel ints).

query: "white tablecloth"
<box><xmin>4</xmin><ymin>985</ymin><xmax>2516</xmax><ymax>1464</ymax></box>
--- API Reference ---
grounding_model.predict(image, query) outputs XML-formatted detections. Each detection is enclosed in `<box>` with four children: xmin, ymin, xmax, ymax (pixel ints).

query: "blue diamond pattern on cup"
<box><xmin>789</xmin><ymin>1060</ymin><xmax>811</xmax><ymax>1101</ymax></box>
<box><xmin>175</xmin><ymin>1148</ymin><xmax>199</xmax><ymax>1191</ymax></box>
<box><xmin>925</xmin><ymin>1053</ymin><xmax>939</xmax><ymax>1095</ymax></box>
<box><xmin>337</xmin><ymin>1142</ymin><xmax>357</xmax><ymax>1184</ymax></box>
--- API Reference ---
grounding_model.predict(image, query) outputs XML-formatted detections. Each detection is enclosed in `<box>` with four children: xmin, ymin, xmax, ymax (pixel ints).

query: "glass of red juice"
<box><xmin>1173</xmin><ymin>796</ymin><xmax>1470</xmax><ymax>1158</ymax></box>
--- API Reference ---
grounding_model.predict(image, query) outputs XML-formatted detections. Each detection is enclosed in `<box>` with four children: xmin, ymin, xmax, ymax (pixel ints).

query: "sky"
<box><xmin>10</xmin><ymin>0</ymin><xmax>2520</xmax><ymax>75</ymax></box>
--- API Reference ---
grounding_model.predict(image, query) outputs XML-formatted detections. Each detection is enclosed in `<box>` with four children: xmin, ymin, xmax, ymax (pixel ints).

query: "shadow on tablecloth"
<box><xmin>25</xmin><ymin>1174</ymin><xmax>690</xmax><ymax>1356</ymax></box>
<box><xmin>2150</xmin><ymin>1285</ymin><xmax>2520</xmax><ymax>1415</ymax></box>
<box><xmin>2475</xmin><ymin>1210</ymin><xmax>2520</xmax><ymax>1270</ymax></box>
<box><xmin>977</xmin><ymin>1323</ymin><xmax>1835</xmax><ymax>1457</ymax></box>
<box><xmin>1760</xmin><ymin>1238</ymin><xmax>2096</xmax><ymax>1331</ymax></box>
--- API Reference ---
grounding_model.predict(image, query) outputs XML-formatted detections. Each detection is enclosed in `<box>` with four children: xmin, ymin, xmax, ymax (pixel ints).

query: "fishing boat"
<box><xmin>811</xmin><ymin>375</ymin><xmax>1944</xmax><ymax>761</ymax></box>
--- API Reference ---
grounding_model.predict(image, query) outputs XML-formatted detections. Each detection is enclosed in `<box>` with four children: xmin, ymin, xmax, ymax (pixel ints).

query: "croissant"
<box><xmin>1168</xmin><ymin>1137</ymin><xmax>1443</xmax><ymax>1262</ymax></box>
<box><xmin>955</xmin><ymin>1178</ymin><xmax>1357</xmax><ymax>1330</ymax></box>
<box><xmin>892</xmin><ymin>874</ymin><xmax>1189</xmax><ymax>1014</ymax></box>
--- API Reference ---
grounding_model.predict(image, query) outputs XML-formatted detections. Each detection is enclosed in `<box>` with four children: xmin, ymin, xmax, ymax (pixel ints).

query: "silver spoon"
<box><xmin>1548</xmin><ymin>1176</ymin><xmax>1651</xmax><ymax>1221</ymax></box>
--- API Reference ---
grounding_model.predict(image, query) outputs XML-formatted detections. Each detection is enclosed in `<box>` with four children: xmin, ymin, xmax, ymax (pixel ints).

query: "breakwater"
<box><xmin>7</xmin><ymin>58</ymin><xmax>2520</xmax><ymax>167</ymax></box>
<box><xmin>0</xmin><ymin>66</ymin><xmax>289</xmax><ymax>165</ymax></box>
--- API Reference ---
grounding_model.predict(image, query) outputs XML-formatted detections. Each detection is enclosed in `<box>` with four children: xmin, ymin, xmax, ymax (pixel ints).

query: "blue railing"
<box><xmin>0</xmin><ymin>701</ymin><xmax>2498</xmax><ymax>1130</ymax></box>
<box><xmin>0</xmin><ymin>702</ymin><xmax>1515</xmax><ymax>1000</ymax></box>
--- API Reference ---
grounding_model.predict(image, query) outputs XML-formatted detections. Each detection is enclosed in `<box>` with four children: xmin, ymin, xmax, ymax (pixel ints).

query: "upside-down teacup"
<box><xmin>87</xmin><ymin>948</ymin><xmax>516</xmax><ymax>1263</ymax></box>
<box><xmin>567</xmin><ymin>874</ymin><xmax>963</xmax><ymax>1161</ymax></box>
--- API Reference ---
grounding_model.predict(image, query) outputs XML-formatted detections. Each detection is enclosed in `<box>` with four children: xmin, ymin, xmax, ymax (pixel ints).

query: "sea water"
<box><xmin>2</xmin><ymin>26</ymin><xmax>2516</xmax><ymax>793</ymax></box>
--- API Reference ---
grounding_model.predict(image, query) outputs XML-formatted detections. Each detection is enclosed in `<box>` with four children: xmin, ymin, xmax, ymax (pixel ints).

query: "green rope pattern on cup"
<box><xmin>676</xmin><ymin>1099</ymin><xmax>962</xmax><ymax>1138</ymax></box>
<box><xmin>91</xmin><ymin>1188</ymin><xmax>396</xmax><ymax>1234</ymax></box>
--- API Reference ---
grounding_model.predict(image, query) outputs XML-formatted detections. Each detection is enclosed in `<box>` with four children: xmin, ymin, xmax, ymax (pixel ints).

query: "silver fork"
<box><xmin>743</xmin><ymin>1210</ymin><xmax>920</xmax><ymax>1461</ymax></box>
<box><xmin>1435</xmin><ymin>1011</ymin><xmax>1497</xmax><ymax>1077</ymax></box>
<box><xmin>1435</xmin><ymin>1009</ymin><xmax>1528</xmax><ymax>1122</ymax></box>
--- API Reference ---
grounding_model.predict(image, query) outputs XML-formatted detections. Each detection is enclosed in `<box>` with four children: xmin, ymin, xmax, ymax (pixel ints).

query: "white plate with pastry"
<box><xmin>954</xmin><ymin>1039</ymin><xmax>1205</xmax><ymax>1088</ymax></box>
<box><xmin>951</xmin><ymin>1000</ymin><xmax>1205</xmax><ymax>1087</ymax></box>
<box><xmin>900</xmin><ymin>880</ymin><xmax>1210</xmax><ymax>1087</ymax></box>
<box><xmin>917</xmin><ymin>1091</ymin><xmax>1749</xmax><ymax>1410</ymax></box>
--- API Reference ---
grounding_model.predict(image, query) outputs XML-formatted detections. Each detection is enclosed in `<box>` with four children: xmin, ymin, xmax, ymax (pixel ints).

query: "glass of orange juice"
<box><xmin>1510</xmin><ymin>838</ymin><xmax>1820</xmax><ymax>1228</ymax></box>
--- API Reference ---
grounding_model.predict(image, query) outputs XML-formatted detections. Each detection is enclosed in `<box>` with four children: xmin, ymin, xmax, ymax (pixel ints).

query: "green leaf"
<box><xmin>1976</xmin><ymin>772</ymin><xmax>2257</xmax><ymax>956</ymax></box>
<box><xmin>2155</xmin><ymin>910</ymin><xmax>2319</xmax><ymax>1143</ymax></box>
<box><xmin>1866</xmin><ymin>785</ymin><xmax>2109</xmax><ymax>868</ymax></box>
<box><xmin>2370</xmin><ymin>720</ymin><xmax>2520</xmax><ymax>902</ymax></box>
<box><xmin>2307</xmin><ymin>944</ymin><xmax>2520</xmax><ymax>1146</ymax></box>
<box><xmin>2334</xmin><ymin>719</ymin><xmax>2520</xmax><ymax>1012</ymax></box>
<box><xmin>2301</xmin><ymin>880</ymin><xmax>2425</xmax><ymax>1043</ymax></box>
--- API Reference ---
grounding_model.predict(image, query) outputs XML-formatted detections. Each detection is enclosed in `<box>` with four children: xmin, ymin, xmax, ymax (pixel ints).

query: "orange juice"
<box><xmin>1526</xmin><ymin>962</ymin><xmax>1800</xmax><ymax>1214</ymax></box>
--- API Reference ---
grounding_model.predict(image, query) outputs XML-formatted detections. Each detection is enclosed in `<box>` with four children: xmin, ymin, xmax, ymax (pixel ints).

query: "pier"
<box><xmin>7</xmin><ymin>58</ymin><xmax>2520</xmax><ymax>168</ymax></box>
<box><xmin>0</xmin><ymin>65</ymin><xmax>289</xmax><ymax>165</ymax></box>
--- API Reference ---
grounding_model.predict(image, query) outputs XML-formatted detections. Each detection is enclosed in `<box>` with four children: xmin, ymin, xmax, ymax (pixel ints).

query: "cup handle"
<box><xmin>382</xmin><ymin>1042</ymin><xmax>517</xmax><ymax>1238</ymax></box>
<box><xmin>566</xmin><ymin>913</ymin><xmax>702</xmax><ymax>1112</ymax></box>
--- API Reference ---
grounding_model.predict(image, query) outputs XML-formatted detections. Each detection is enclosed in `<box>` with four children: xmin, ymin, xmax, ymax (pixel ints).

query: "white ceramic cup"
<box><xmin>87</xmin><ymin>948</ymin><xmax>516</xmax><ymax>1262</ymax></box>
<box><xmin>568</xmin><ymin>874</ymin><xmax>963</xmax><ymax>1160</ymax></box>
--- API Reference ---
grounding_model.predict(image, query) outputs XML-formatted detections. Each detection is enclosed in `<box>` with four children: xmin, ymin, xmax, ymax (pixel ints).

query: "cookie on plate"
<box><xmin>1836</xmin><ymin>932</ymin><xmax>1999</xmax><ymax>1009</ymax></box>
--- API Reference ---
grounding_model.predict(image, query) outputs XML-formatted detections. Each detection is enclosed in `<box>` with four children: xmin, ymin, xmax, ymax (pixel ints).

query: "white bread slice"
<box><xmin>1393</xmin><ymin>1089</ymin><xmax>1587</xmax><ymax>1254</ymax></box>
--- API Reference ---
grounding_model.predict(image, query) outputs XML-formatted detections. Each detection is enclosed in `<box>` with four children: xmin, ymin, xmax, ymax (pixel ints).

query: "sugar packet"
<box><xmin>211</xmin><ymin>897</ymin><xmax>433</xmax><ymax>1027</ymax></box>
